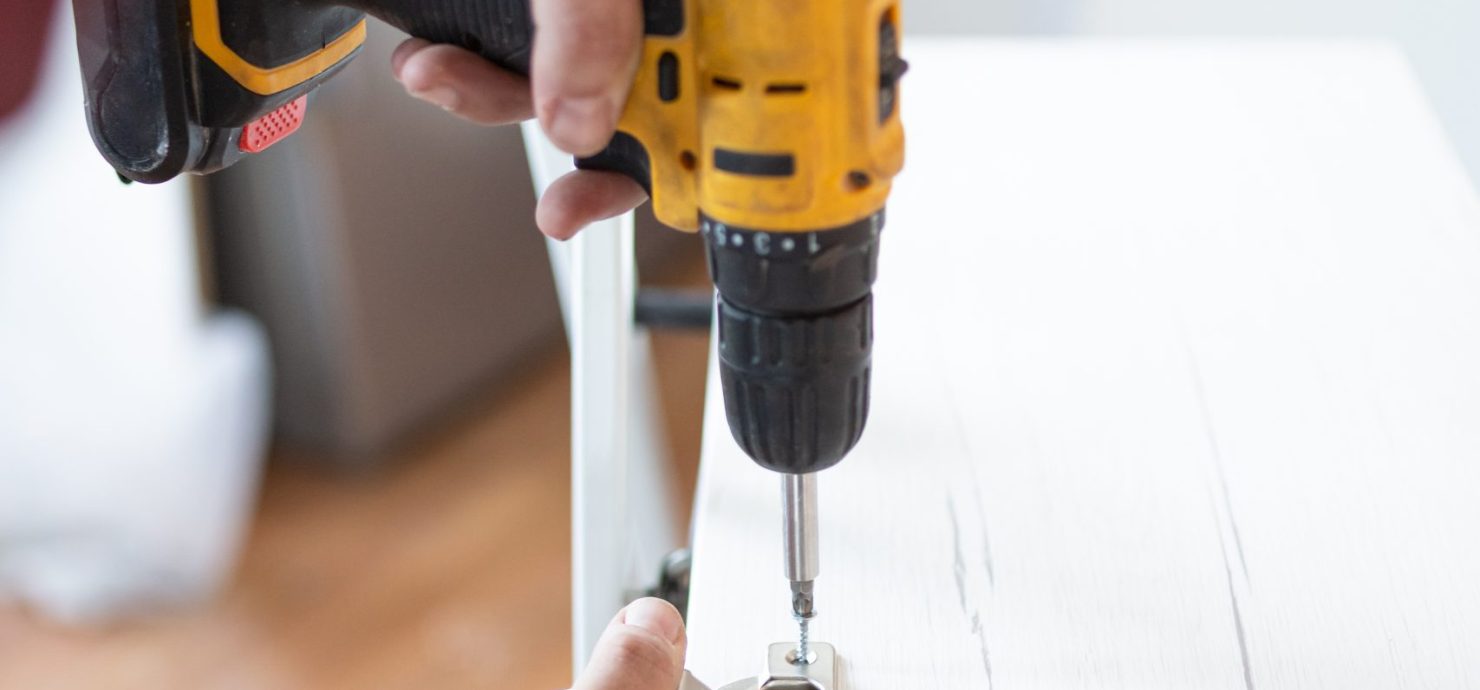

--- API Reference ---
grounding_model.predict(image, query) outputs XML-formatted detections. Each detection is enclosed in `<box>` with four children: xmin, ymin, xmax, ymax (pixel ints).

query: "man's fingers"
<box><xmin>531</xmin><ymin>0</ymin><xmax>644</xmax><ymax>156</ymax></box>
<box><xmin>389</xmin><ymin>38</ymin><xmax>431</xmax><ymax>81</ymax></box>
<box><xmin>392</xmin><ymin>39</ymin><xmax>534</xmax><ymax>125</ymax></box>
<box><xmin>537</xmin><ymin>170</ymin><xmax>648</xmax><ymax>240</ymax></box>
<box><xmin>572</xmin><ymin>598</ymin><xmax>687</xmax><ymax>690</ymax></box>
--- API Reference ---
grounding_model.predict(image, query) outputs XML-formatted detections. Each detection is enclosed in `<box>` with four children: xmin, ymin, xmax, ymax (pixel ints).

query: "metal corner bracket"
<box><xmin>680</xmin><ymin>641</ymin><xmax>840</xmax><ymax>690</ymax></box>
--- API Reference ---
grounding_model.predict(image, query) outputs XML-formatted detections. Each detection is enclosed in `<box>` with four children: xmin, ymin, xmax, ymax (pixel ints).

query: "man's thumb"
<box><xmin>573</xmin><ymin>598</ymin><xmax>688</xmax><ymax>690</ymax></box>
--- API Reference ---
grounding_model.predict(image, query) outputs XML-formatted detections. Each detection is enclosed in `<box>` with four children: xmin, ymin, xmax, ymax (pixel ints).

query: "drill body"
<box><xmin>73</xmin><ymin>0</ymin><xmax>905</xmax><ymax>634</ymax></box>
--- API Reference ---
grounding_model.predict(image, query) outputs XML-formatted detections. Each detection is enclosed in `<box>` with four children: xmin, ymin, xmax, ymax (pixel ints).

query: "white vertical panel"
<box><xmin>520</xmin><ymin>124</ymin><xmax>678</xmax><ymax>674</ymax></box>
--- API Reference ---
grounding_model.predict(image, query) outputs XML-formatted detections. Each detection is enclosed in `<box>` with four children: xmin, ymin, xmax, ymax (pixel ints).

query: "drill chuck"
<box><xmin>704</xmin><ymin>212</ymin><xmax>883</xmax><ymax>475</ymax></box>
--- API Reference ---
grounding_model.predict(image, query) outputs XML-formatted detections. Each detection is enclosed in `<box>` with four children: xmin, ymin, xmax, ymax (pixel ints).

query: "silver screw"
<box><xmin>798</xmin><ymin>617</ymin><xmax>810</xmax><ymax>663</ymax></box>
<box><xmin>787</xmin><ymin>616</ymin><xmax>815</xmax><ymax>666</ymax></box>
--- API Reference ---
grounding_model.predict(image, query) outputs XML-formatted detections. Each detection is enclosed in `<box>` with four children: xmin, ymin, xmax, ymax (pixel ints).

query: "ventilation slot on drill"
<box><xmin>657</xmin><ymin>52</ymin><xmax>681</xmax><ymax>102</ymax></box>
<box><xmin>714</xmin><ymin>148</ymin><xmax>796</xmax><ymax>177</ymax></box>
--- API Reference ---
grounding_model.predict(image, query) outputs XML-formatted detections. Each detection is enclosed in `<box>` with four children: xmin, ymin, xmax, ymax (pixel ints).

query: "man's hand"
<box><xmin>389</xmin><ymin>0</ymin><xmax>649</xmax><ymax>240</ymax></box>
<box><xmin>571</xmin><ymin>598</ymin><xmax>688</xmax><ymax>690</ymax></box>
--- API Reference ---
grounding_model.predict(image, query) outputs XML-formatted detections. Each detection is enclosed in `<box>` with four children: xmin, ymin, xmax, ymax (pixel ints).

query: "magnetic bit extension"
<box><xmin>782</xmin><ymin>473</ymin><xmax>820</xmax><ymax>664</ymax></box>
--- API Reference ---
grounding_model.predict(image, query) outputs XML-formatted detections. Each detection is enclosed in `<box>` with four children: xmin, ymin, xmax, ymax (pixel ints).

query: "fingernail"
<box><xmin>391</xmin><ymin>38</ymin><xmax>433</xmax><ymax>81</ymax></box>
<box><xmin>624</xmin><ymin>598</ymin><xmax>682</xmax><ymax>645</ymax></box>
<box><xmin>412</xmin><ymin>86</ymin><xmax>460</xmax><ymax>111</ymax></box>
<box><xmin>546</xmin><ymin>96</ymin><xmax>614</xmax><ymax>154</ymax></box>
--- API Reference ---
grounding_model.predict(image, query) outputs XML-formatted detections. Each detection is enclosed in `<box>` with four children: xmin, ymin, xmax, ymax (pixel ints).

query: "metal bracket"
<box><xmin>680</xmin><ymin>642</ymin><xmax>840</xmax><ymax>690</ymax></box>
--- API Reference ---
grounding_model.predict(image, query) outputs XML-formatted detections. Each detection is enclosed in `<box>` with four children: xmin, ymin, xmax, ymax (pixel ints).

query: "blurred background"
<box><xmin>0</xmin><ymin>0</ymin><xmax>1475</xmax><ymax>688</ymax></box>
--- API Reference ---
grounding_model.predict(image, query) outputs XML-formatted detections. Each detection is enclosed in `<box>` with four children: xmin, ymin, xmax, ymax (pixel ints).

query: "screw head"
<box><xmin>784</xmin><ymin>648</ymin><xmax>817</xmax><ymax>666</ymax></box>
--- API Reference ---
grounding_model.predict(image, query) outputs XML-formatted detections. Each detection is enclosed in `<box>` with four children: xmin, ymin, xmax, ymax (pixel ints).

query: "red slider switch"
<box><xmin>239</xmin><ymin>96</ymin><xmax>308</xmax><ymax>154</ymax></box>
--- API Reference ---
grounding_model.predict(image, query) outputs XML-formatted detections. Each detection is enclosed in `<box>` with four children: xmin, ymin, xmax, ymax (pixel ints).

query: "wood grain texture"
<box><xmin>684</xmin><ymin>40</ymin><xmax>1480</xmax><ymax>689</ymax></box>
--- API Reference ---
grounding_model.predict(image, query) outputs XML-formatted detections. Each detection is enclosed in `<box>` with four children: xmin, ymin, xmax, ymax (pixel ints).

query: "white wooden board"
<box><xmin>685</xmin><ymin>40</ymin><xmax>1480</xmax><ymax>689</ymax></box>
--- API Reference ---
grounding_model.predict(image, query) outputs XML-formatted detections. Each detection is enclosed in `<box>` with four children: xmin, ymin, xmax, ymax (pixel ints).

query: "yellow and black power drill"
<box><xmin>73</xmin><ymin>0</ymin><xmax>905</xmax><ymax>649</ymax></box>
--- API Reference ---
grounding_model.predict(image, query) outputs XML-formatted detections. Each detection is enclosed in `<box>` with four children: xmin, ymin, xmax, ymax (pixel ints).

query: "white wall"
<box><xmin>906</xmin><ymin>0</ymin><xmax>1083</xmax><ymax>34</ymax></box>
<box><xmin>906</xmin><ymin>0</ymin><xmax>1480</xmax><ymax>186</ymax></box>
<box><xmin>0</xmin><ymin>6</ymin><xmax>270</xmax><ymax>622</ymax></box>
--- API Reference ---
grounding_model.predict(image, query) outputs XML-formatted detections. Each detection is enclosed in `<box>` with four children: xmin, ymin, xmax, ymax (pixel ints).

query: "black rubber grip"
<box><xmin>335</xmin><ymin>0</ymin><xmax>664</xmax><ymax>192</ymax></box>
<box><xmin>334</xmin><ymin>0</ymin><xmax>536</xmax><ymax>74</ymax></box>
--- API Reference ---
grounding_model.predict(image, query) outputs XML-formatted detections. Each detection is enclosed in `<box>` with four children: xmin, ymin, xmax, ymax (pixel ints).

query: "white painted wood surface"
<box><xmin>684</xmin><ymin>40</ymin><xmax>1480</xmax><ymax>689</ymax></box>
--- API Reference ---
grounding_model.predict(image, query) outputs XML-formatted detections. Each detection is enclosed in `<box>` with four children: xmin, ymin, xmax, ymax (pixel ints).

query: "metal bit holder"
<box><xmin>680</xmin><ymin>641</ymin><xmax>840</xmax><ymax>690</ymax></box>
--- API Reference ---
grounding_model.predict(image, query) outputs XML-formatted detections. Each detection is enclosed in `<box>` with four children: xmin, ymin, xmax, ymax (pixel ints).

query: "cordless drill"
<box><xmin>72</xmin><ymin>0</ymin><xmax>905</xmax><ymax>652</ymax></box>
